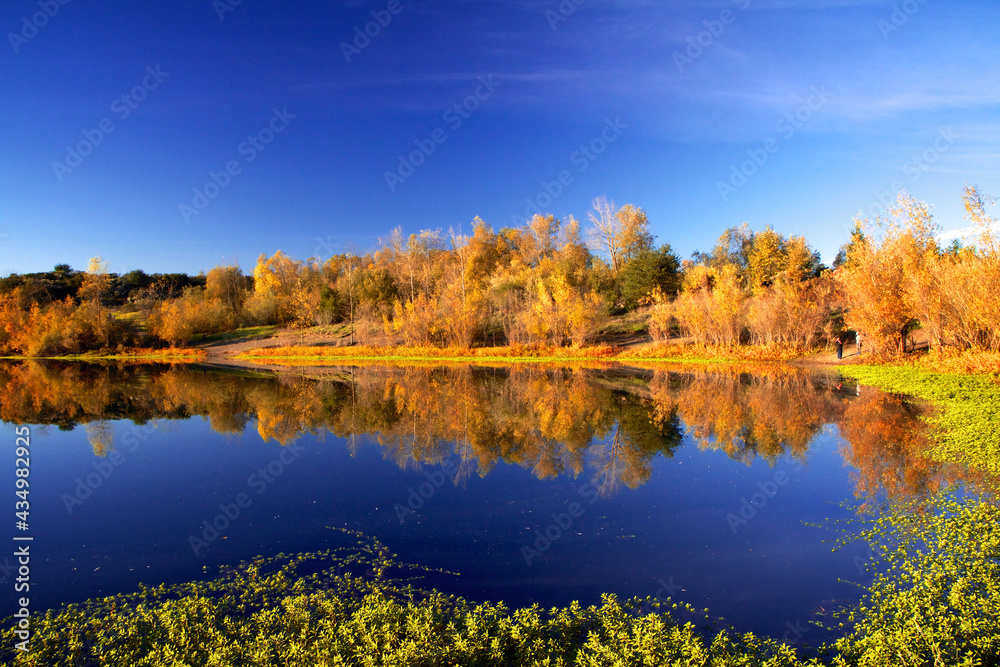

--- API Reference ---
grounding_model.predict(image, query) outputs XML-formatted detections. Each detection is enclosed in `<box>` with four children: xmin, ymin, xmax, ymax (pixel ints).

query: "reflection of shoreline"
<box><xmin>0</xmin><ymin>361</ymin><xmax>958</xmax><ymax>501</ymax></box>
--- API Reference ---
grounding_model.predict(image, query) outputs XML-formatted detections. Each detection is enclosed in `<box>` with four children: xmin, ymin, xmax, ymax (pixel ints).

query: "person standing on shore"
<box><xmin>856</xmin><ymin>332</ymin><xmax>862</xmax><ymax>355</ymax></box>
<box><xmin>835</xmin><ymin>336</ymin><xmax>843</xmax><ymax>360</ymax></box>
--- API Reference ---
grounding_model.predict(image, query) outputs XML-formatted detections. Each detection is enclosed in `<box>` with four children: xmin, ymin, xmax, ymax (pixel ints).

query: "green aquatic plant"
<box><xmin>832</xmin><ymin>492</ymin><xmax>1000</xmax><ymax>666</ymax></box>
<box><xmin>1</xmin><ymin>530</ymin><xmax>806</xmax><ymax>667</ymax></box>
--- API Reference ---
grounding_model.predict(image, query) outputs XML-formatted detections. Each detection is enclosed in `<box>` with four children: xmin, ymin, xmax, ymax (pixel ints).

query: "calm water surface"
<box><xmin>0</xmin><ymin>361</ymin><xmax>945</xmax><ymax>643</ymax></box>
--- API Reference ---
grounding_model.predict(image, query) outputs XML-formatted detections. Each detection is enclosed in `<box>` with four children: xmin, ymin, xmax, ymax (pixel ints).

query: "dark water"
<box><xmin>0</xmin><ymin>361</ymin><xmax>946</xmax><ymax>644</ymax></box>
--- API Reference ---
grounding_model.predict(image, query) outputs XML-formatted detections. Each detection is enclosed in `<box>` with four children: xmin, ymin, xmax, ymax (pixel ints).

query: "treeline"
<box><xmin>0</xmin><ymin>258</ymin><xmax>215</xmax><ymax>356</ymax></box>
<box><xmin>0</xmin><ymin>263</ymin><xmax>207</xmax><ymax>306</ymax></box>
<box><xmin>238</xmin><ymin>199</ymin><xmax>680</xmax><ymax>349</ymax></box>
<box><xmin>0</xmin><ymin>197</ymin><xmax>680</xmax><ymax>354</ymax></box>
<box><xmin>0</xmin><ymin>257</ymin><xmax>224</xmax><ymax>356</ymax></box>
<box><xmin>1</xmin><ymin>188</ymin><xmax>997</xmax><ymax>356</ymax></box>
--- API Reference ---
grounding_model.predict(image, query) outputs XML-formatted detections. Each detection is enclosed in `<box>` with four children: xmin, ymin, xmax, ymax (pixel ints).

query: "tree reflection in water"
<box><xmin>0</xmin><ymin>360</ymin><xmax>966</xmax><ymax>501</ymax></box>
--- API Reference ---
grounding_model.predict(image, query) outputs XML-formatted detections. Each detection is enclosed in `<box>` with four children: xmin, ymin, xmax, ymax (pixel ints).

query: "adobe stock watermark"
<box><xmin>385</xmin><ymin>75</ymin><xmax>500</xmax><ymax>192</ymax></box>
<box><xmin>856</xmin><ymin>127</ymin><xmax>959</xmax><ymax>222</ymax></box>
<box><xmin>521</xmin><ymin>482</ymin><xmax>599</xmax><ymax>566</ymax></box>
<box><xmin>212</xmin><ymin>0</ymin><xmax>247</xmax><ymax>21</ymax></box>
<box><xmin>188</xmin><ymin>443</ymin><xmax>305</xmax><ymax>555</ymax></box>
<box><xmin>673</xmin><ymin>0</ymin><xmax>750</xmax><ymax>73</ymax></box>
<box><xmin>725</xmin><ymin>459</ymin><xmax>804</xmax><ymax>534</ymax></box>
<box><xmin>340</xmin><ymin>0</ymin><xmax>411</xmax><ymax>63</ymax></box>
<box><xmin>780</xmin><ymin>613</ymin><xmax>824</xmax><ymax>647</ymax></box>
<box><xmin>312</xmin><ymin>235</ymin><xmax>343</xmax><ymax>264</ymax></box>
<box><xmin>546</xmin><ymin>0</ymin><xmax>585</xmax><ymax>30</ymax></box>
<box><xmin>850</xmin><ymin>539</ymin><xmax>887</xmax><ymax>583</ymax></box>
<box><xmin>392</xmin><ymin>459</ymin><xmax>458</xmax><ymax>523</ymax></box>
<box><xmin>7</xmin><ymin>0</ymin><xmax>71</xmax><ymax>54</ymax></box>
<box><xmin>51</xmin><ymin>66</ymin><xmax>169</xmax><ymax>182</ymax></box>
<box><xmin>59</xmin><ymin>422</ymin><xmax>160</xmax><ymax>514</ymax></box>
<box><xmin>633</xmin><ymin>576</ymin><xmax>685</xmax><ymax>616</ymax></box>
<box><xmin>878</xmin><ymin>0</ymin><xmax>929</xmax><ymax>40</ymax></box>
<box><xmin>179</xmin><ymin>106</ymin><xmax>296</xmax><ymax>223</ymax></box>
<box><xmin>510</xmin><ymin>117</ymin><xmax>628</xmax><ymax>225</ymax></box>
<box><xmin>717</xmin><ymin>85</ymin><xmax>829</xmax><ymax>202</ymax></box>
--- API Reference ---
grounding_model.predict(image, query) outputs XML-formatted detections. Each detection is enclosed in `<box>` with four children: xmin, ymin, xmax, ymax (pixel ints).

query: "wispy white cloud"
<box><xmin>938</xmin><ymin>220</ymin><xmax>1000</xmax><ymax>244</ymax></box>
<box><xmin>293</xmin><ymin>0</ymin><xmax>1000</xmax><ymax>149</ymax></box>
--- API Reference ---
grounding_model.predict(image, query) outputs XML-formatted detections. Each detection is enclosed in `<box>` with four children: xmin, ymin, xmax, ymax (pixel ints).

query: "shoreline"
<box><xmin>3</xmin><ymin>330</ymin><xmax>993</xmax><ymax>379</ymax></box>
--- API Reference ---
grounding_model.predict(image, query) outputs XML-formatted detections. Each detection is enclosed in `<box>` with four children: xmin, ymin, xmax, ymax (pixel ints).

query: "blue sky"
<box><xmin>1</xmin><ymin>0</ymin><xmax>998</xmax><ymax>275</ymax></box>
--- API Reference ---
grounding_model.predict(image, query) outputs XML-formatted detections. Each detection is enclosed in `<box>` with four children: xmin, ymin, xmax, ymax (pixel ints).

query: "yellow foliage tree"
<box><xmin>835</xmin><ymin>199</ymin><xmax>918</xmax><ymax>355</ymax></box>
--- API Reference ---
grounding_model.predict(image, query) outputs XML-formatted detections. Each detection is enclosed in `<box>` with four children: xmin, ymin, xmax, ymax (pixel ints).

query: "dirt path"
<box><xmin>190</xmin><ymin>331</ymin><xmax>353</xmax><ymax>376</ymax></box>
<box><xmin>790</xmin><ymin>344</ymin><xmax>866</xmax><ymax>371</ymax></box>
<box><xmin>194</xmin><ymin>327</ymin><xmax>930</xmax><ymax>374</ymax></box>
<box><xmin>198</xmin><ymin>327</ymin><xmax>658</xmax><ymax>362</ymax></box>
<box><xmin>197</xmin><ymin>330</ymin><xmax>347</xmax><ymax>361</ymax></box>
<box><xmin>792</xmin><ymin>329</ymin><xmax>930</xmax><ymax>369</ymax></box>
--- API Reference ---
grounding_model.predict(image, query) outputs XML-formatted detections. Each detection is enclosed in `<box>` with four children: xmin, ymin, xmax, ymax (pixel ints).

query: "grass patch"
<box><xmin>191</xmin><ymin>325</ymin><xmax>278</xmax><ymax>343</ymax></box>
<box><xmin>0</xmin><ymin>347</ymin><xmax>206</xmax><ymax>362</ymax></box>
<box><xmin>235</xmin><ymin>342</ymin><xmax>812</xmax><ymax>366</ymax></box>
<box><xmin>600</xmin><ymin>308</ymin><xmax>652</xmax><ymax>336</ymax></box>
<box><xmin>302</xmin><ymin>322</ymin><xmax>354</xmax><ymax>338</ymax></box>
<box><xmin>617</xmin><ymin>342</ymin><xmax>808</xmax><ymax>363</ymax></box>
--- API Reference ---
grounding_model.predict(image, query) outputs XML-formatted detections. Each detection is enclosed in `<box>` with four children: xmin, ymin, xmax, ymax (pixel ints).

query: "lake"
<box><xmin>0</xmin><ymin>361</ymin><xmax>953</xmax><ymax>647</ymax></box>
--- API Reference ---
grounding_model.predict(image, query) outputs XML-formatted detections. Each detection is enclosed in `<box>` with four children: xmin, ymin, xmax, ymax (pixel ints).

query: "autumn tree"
<box><xmin>671</xmin><ymin>264</ymin><xmax>746</xmax><ymax>345</ymax></box>
<box><xmin>249</xmin><ymin>251</ymin><xmax>297</xmax><ymax>323</ymax></box>
<box><xmin>78</xmin><ymin>256</ymin><xmax>111</xmax><ymax>305</ymax></box>
<box><xmin>745</xmin><ymin>226</ymin><xmax>787</xmax><ymax>292</ymax></box>
<box><xmin>205</xmin><ymin>264</ymin><xmax>247</xmax><ymax>321</ymax></box>
<box><xmin>746</xmin><ymin>270</ymin><xmax>837</xmax><ymax>349</ymax></box>
<box><xmin>693</xmin><ymin>223</ymin><xmax>754</xmax><ymax>276</ymax></box>
<box><xmin>149</xmin><ymin>299</ymin><xmax>195</xmax><ymax>347</ymax></box>
<box><xmin>321</xmin><ymin>253</ymin><xmax>359</xmax><ymax>342</ymax></box>
<box><xmin>526</xmin><ymin>214</ymin><xmax>561</xmax><ymax>266</ymax></box>
<box><xmin>379</xmin><ymin>227</ymin><xmax>411</xmax><ymax>300</ymax></box>
<box><xmin>248</xmin><ymin>250</ymin><xmax>322</xmax><ymax>326</ymax></box>
<box><xmin>76</xmin><ymin>256</ymin><xmax>119</xmax><ymax>348</ymax></box>
<box><xmin>959</xmin><ymin>185</ymin><xmax>1000</xmax><ymax>349</ymax></box>
<box><xmin>835</xmin><ymin>192</ymin><xmax>925</xmax><ymax>355</ymax></box>
<box><xmin>586</xmin><ymin>197</ymin><xmax>654</xmax><ymax>275</ymax></box>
